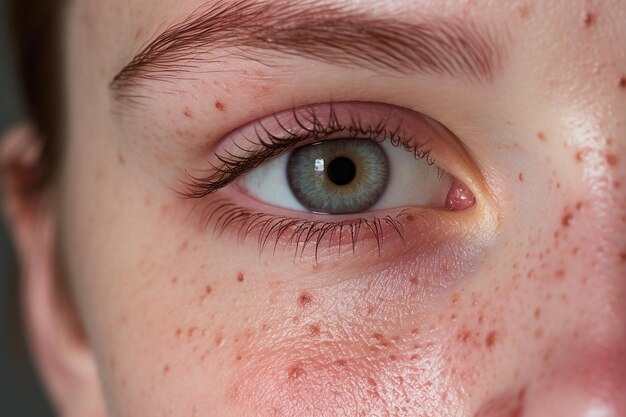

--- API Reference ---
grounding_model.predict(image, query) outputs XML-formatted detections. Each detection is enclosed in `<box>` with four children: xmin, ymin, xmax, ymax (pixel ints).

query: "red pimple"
<box><xmin>485</xmin><ymin>331</ymin><xmax>497</xmax><ymax>349</ymax></box>
<box><xmin>606</xmin><ymin>154</ymin><xmax>619</xmax><ymax>166</ymax></box>
<box><xmin>562</xmin><ymin>211</ymin><xmax>573</xmax><ymax>227</ymax></box>
<box><xmin>287</xmin><ymin>365</ymin><xmax>306</xmax><ymax>380</ymax></box>
<box><xmin>582</xmin><ymin>10</ymin><xmax>595</xmax><ymax>28</ymax></box>
<box><xmin>236</xmin><ymin>272</ymin><xmax>245</xmax><ymax>283</ymax></box>
<box><xmin>215</xmin><ymin>100</ymin><xmax>226</xmax><ymax>112</ymax></box>
<box><xmin>183</xmin><ymin>108</ymin><xmax>193</xmax><ymax>118</ymax></box>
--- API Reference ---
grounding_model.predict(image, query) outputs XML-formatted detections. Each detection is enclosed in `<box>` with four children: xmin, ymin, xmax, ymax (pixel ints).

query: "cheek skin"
<box><xmin>228</xmin><ymin>277</ymin><xmax>505</xmax><ymax>417</ymax></box>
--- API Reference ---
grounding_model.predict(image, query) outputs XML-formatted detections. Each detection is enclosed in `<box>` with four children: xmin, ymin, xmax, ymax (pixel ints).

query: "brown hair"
<box><xmin>8</xmin><ymin>0</ymin><xmax>66</xmax><ymax>190</ymax></box>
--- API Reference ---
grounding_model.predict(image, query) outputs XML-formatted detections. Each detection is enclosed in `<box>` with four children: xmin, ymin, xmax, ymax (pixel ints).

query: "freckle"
<box><xmin>298</xmin><ymin>291</ymin><xmax>313</xmax><ymax>307</ymax></box>
<box><xmin>485</xmin><ymin>331</ymin><xmax>497</xmax><ymax>349</ymax></box>
<box><xmin>171</xmin><ymin>276</ymin><xmax>178</xmax><ymax>285</ymax></box>
<box><xmin>458</xmin><ymin>330</ymin><xmax>471</xmax><ymax>343</ymax></box>
<box><xmin>388</xmin><ymin>355</ymin><xmax>397</xmax><ymax>361</ymax></box>
<box><xmin>606</xmin><ymin>154</ymin><xmax>619</xmax><ymax>166</ymax></box>
<box><xmin>188</xmin><ymin>327</ymin><xmax>198</xmax><ymax>338</ymax></box>
<box><xmin>175</xmin><ymin>328</ymin><xmax>182</xmax><ymax>338</ymax></box>
<box><xmin>555</xmin><ymin>269</ymin><xmax>565</xmax><ymax>280</ymax></box>
<box><xmin>517</xmin><ymin>5</ymin><xmax>530</xmax><ymax>18</ymax></box>
<box><xmin>619</xmin><ymin>76</ymin><xmax>626</xmax><ymax>89</ymax></box>
<box><xmin>619</xmin><ymin>252</ymin><xmax>626</xmax><ymax>263</ymax></box>
<box><xmin>162</xmin><ymin>364</ymin><xmax>170</xmax><ymax>375</ymax></box>
<box><xmin>451</xmin><ymin>293</ymin><xmax>459</xmax><ymax>304</ymax></box>
<box><xmin>518</xmin><ymin>172</ymin><xmax>524</xmax><ymax>182</ymax></box>
<box><xmin>410</xmin><ymin>328</ymin><xmax>420</xmax><ymax>334</ymax></box>
<box><xmin>287</xmin><ymin>365</ymin><xmax>306</xmax><ymax>380</ymax></box>
<box><xmin>534</xmin><ymin>308</ymin><xmax>541</xmax><ymax>319</ymax></box>
<box><xmin>537</xmin><ymin>131</ymin><xmax>546</xmax><ymax>142</ymax></box>
<box><xmin>308</xmin><ymin>324</ymin><xmax>321</xmax><ymax>337</ymax></box>
<box><xmin>117</xmin><ymin>152</ymin><xmax>126</xmax><ymax>165</ymax></box>
<box><xmin>582</xmin><ymin>10</ymin><xmax>595</xmax><ymax>28</ymax></box>
<box><xmin>575</xmin><ymin>150</ymin><xmax>585</xmax><ymax>163</ymax></box>
<box><xmin>215</xmin><ymin>100</ymin><xmax>226</xmax><ymax>112</ymax></box>
<box><xmin>236</xmin><ymin>354</ymin><xmax>243</xmax><ymax>361</ymax></box>
<box><xmin>178</xmin><ymin>240</ymin><xmax>189</xmax><ymax>252</ymax></box>
<box><xmin>372</xmin><ymin>332</ymin><xmax>391</xmax><ymax>347</ymax></box>
<box><xmin>534</xmin><ymin>329</ymin><xmax>544</xmax><ymax>340</ymax></box>
<box><xmin>409</xmin><ymin>277</ymin><xmax>418</xmax><ymax>285</ymax></box>
<box><xmin>205</xmin><ymin>285</ymin><xmax>213</xmax><ymax>295</ymax></box>
<box><xmin>335</xmin><ymin>359</ymin><xmax>348</xmax><ymax>367</ymax></box>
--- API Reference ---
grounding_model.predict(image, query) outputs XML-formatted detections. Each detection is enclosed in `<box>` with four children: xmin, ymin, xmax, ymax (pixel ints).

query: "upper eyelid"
<box><xmin>180</xmin><ymin>102</ymin><xmax>443</xmax><ymax>200</ymax></box>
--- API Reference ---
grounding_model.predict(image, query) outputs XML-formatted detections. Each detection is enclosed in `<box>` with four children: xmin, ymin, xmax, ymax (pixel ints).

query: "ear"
<box><xmin>1</xmin><ymin>123</ymin><xmax>106</xmax><ymax>417</ymax></box>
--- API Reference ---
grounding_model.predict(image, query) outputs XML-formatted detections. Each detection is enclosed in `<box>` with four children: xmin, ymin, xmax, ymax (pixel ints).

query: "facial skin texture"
<box><xmin>2</xmin><ymin>0</ymin><xmax>626</xmax><ymax>416</ymax></box>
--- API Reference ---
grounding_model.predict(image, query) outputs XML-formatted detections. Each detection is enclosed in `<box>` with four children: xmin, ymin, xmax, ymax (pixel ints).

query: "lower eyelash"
<box><xmin>198</xmin><ymin>199</ymin><xmax>407</xmax><ymax>261</ymax></box>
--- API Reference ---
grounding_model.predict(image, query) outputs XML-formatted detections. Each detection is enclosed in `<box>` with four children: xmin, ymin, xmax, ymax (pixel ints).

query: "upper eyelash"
<box><xmin>180</xmin><ymin>103</ymin><xmax>435</xmax><ymax>199</ymax></box>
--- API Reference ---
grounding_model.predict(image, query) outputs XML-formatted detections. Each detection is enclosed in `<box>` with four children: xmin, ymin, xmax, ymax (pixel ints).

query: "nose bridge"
<box><xmin>559</xmin><ymin>111</ymin><xmax>626</xmax><ymax>414</ymax></box>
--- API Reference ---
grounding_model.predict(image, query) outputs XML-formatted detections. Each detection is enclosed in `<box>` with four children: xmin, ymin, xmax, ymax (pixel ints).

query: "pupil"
<box><xmin>327</xmin><ymin>157</ymin><xmax>356</xmax><ymax>186</ymax></box>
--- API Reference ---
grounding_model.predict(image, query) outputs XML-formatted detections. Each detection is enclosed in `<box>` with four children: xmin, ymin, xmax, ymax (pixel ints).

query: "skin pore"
<box><xmin>2</xmin><ymin>0</ymin><xmax>626</xmax><ymax>416</ymax></box>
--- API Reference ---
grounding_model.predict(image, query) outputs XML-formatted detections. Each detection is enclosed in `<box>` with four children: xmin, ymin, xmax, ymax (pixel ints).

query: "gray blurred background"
<box><xmin>1</xmin><ymin>0</ymin><xmax>56</xmax><ymax>414</ymax></box>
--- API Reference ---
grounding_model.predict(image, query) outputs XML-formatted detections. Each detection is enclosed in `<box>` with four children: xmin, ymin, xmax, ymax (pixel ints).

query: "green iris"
<box><xmin>287</xmin><ymin>139</ymin><xmax>389</xmax><ymax>214</ymax></box>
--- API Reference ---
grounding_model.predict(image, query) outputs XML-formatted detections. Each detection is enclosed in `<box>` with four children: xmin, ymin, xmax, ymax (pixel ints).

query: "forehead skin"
<box><xmin>60</xmin><ymin>0</ymin><xmax>626</xmax><ymax>416</ymax></box>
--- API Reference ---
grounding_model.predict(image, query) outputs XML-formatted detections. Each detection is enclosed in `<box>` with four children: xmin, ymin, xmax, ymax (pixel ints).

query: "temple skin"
<box><xmin>2</xmin><ymin>0</ymin><xmax>626</xmax><ymax>416</ymax></box>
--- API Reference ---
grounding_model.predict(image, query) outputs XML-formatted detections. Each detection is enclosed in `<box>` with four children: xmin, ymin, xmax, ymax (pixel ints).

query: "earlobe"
<box><xmin>1</xmin><ymin>122</ymin><xmax>107</xmax><ymax>417</ymax></box>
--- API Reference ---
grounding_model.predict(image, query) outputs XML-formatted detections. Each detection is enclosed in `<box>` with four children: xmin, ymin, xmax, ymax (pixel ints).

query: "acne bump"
<box><xmin>582</xmin><ymin>10</ymin><xmax>595</xmax><ymax>28</ymax></box>
<box><xmin>215</xmin><ymin>100</ymin><xmax>226</xmax><ymax>112</ymax></box>
<box><xmin>298</xmin><ymin>291</ymin><xmax>313</xmax><ymax>307</ymax></box>
<box><xmin>485</xmin><ymin>331</ymin><xmax>497</xmax><ymax>349</ymax></box>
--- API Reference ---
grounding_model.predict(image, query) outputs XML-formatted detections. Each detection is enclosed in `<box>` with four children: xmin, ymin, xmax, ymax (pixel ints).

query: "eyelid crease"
<box><xmin>179</xmin><ymin>102</ymin><xmax>436</xmax><ymax>200</ymax></box>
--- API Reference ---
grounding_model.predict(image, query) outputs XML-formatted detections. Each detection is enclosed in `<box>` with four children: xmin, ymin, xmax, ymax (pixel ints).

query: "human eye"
<box><xmin>181</xmin><ymin>101</ymin><xmax>488</xmax><ymax>261</ymax></box>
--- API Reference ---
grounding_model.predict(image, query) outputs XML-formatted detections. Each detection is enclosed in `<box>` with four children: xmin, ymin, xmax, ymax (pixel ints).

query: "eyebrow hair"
<box><xmin>110</xmin><ymin>0</ymin><xmax>505</xmax><ymax>99</ymax></box>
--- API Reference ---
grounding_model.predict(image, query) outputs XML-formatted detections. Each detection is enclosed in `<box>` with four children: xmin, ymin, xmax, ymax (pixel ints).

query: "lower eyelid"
<box><xmin>191</xmin><ymin>194</ymin><xmax>481</xmax><ymax>264</ymax></box>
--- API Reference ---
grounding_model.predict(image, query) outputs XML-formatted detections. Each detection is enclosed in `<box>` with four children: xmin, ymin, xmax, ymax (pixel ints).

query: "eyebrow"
<box><xmin>110</xmin><ymin>0</ymin><xmax>505</xmax><ymax>99</ymax></box>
